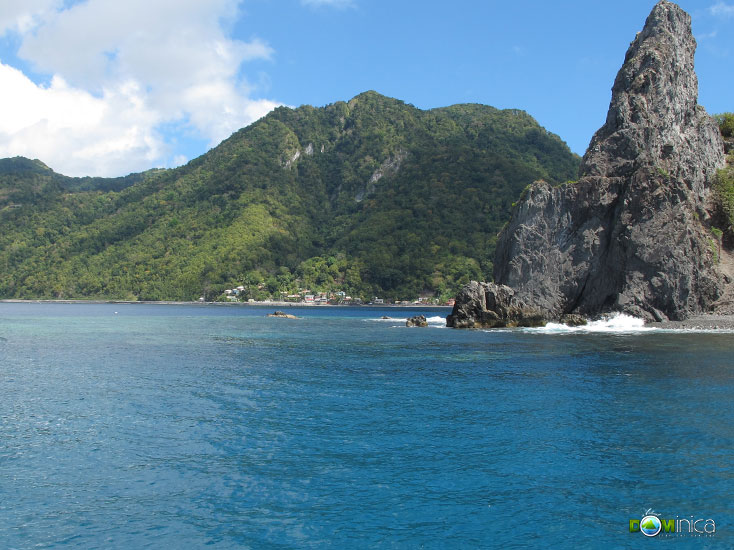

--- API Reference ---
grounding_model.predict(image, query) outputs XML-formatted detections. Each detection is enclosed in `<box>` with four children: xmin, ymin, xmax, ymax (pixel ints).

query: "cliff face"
<box><xmin>492</xmin><ymin>0</ymin><xmax>726</xmax><ymax>322</ymax></box>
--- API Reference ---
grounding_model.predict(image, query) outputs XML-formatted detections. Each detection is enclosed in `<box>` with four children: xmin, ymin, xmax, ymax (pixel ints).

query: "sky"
<box><xmin>0</xmin><ymin>0</ymin><xmax>732</xmax><ymax>177</ymax></box>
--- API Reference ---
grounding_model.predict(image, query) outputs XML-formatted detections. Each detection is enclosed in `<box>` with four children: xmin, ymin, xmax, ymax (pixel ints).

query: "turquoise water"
<box><xmin>0</xmin><ymin>303</ymin><xmax>732</xmax><ymax>549</ymax></box>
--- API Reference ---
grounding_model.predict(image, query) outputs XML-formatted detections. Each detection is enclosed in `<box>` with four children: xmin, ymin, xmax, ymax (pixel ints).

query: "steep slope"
<box><xmin>0</xmin><ymin>92</ymin><xmax>579</xmax><ymax>301</ymax></box>
<box><xmin>487</xmin><ymin>1</ymin><xmax>726</xmax><ymax>322</ymax></box>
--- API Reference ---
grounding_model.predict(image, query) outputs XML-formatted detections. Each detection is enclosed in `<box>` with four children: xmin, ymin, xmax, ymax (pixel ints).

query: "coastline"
<box><xmin>0</xmin><ymin>299</ymin><xmax>451</xmax><ymax>309</ymax></box>
<box><xmin>3</xmin><ymin>299</ymin><xmax>732</xmax><ymax>329</ymax></box>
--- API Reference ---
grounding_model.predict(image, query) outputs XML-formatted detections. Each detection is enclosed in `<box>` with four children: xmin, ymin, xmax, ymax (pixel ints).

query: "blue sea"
<box><xmin>1</xmin><ymin>303</ymin><xmax>732</xmax><ymax>549</ymax></box>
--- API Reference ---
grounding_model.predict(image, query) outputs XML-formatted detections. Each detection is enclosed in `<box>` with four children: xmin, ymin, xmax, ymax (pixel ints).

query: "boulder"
<box><xmin>446</xmin><ymin>281</ymin><xmax>548</xmax><ymax>328</ymax></box>
<box><xmin>559</xmin><ymin>314</ymin><xmax>587</xmax><ymax>327</ymax></box>
<box><xmin>406</xmin><ymin>315</ymin><xmax>428</xmax><ymax>327</ymax></box>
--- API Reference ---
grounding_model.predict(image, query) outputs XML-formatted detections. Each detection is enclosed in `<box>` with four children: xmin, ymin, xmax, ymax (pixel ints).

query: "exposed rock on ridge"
<box><xmin>487</xmin><ymin>0</ymin><xmax>727</xmax><ymax>322</ymax></box>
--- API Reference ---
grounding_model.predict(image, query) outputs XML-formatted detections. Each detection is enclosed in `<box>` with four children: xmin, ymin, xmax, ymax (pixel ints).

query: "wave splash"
<box><xmin>425</xmin><ymin>316</ymin><xmax>447</xmax><ymax>325</ymax></box>
<box><xmin>527</xmin><ymin>313</ymin><xmax>654</xmax><ymax>334</ymax></box>
<box><xmin>369</xmin><ymin>315</ymin><xmax>447</xmax><ymax>326</ymax></box>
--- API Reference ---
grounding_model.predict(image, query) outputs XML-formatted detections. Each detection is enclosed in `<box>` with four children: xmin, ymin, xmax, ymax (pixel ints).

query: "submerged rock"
<box><xmin>490</xmin><ymin>0</ymin><xmax>727</xmax><ymax>323</ymax></box>
<box><xmin>267</xmin><ymin>311</ymin><xmax>298</xmax><ymax>319</ymax></box>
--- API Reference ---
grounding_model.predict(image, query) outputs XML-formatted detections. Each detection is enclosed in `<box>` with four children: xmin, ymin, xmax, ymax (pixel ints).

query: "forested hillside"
<box><xmin>0</xmin><ymin>91</ymin><xmax>579</xmax><ymax>301</ymax></box>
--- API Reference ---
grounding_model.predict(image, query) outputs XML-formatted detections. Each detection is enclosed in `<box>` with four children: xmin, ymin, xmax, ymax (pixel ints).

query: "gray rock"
<box><xmin>406</xmin><ymin>315</ymin><xmax>428</xmax><ymax>327</ymax></box>
<box><xmin>559</xmin><ymin>314</ymin><xmax>587</xmax><ymax>327</ymax></box>
<box><xmin>446</xmin><ymin>281</ymin><xmax>548</xmax><ymax>328</ymax></box>
<box><xmin>492</xmin><ymin>1</ymin><xmax>726</xmax><ymax>322</ymax></box>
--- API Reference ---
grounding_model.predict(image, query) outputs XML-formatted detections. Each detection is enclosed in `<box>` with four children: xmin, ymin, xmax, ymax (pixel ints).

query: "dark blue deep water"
<box><xmin>1</xmin><ymin>303</ymin><xmax>732</xmax><ymax>549</ymax></box>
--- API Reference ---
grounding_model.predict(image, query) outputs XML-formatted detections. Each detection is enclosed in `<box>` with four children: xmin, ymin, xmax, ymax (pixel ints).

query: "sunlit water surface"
<box><xmin>1</xmin><ymin>303</ymin><xmax>732</xmax><ymax>548</ymax></box>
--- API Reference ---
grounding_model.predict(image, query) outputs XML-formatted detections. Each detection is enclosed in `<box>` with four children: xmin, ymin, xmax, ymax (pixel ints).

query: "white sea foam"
<box><xmin>426</xmin><ymin>316</ymin><xmax>447</xmax><ymax>325</ymax></box>
<box><xmin>526</xmin><ymin>313</ymin><xmax>655</xmax><ymax>334</ymax></box>
<box><xmin>368</xmin><ymin>315</ymin><xmax>447</xmax><ymax>327</ymax></box>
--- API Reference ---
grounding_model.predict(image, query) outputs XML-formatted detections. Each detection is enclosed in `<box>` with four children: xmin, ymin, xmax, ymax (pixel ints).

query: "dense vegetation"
<box><xmin>0</xmin><ymin>157</ymin><xmax>157</xmax><ymax>193</ymax></box>
<box><xmin>0</xmin><ymin>91</ymin><xmax>579</xmax><ymax>301</ymax></box>
<box><xmin>714</xmin><ymin>113</ymin><xmax>734</xmax><ymax>139</ymax></box>
<box><xmin>713</xmin><ymin>113</ymin><xmax>734</xmax><ymax>248</ymax></box>
<box><xmin>714</xmin><ymin>164</ymin><xmax>734</xmax><ymax>246</ymax></box>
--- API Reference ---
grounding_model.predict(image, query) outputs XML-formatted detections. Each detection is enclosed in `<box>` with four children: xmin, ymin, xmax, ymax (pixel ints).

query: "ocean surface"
<box><xmin>0</xmin><ymin>303</ymin><xmax>732</xmax><ymax>549</ymax></box>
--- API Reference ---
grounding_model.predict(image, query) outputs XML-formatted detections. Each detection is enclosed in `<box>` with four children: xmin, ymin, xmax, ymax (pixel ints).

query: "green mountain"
<box><xmin>0</xmin><ymin>156</ymin><xmax>159</xmax><ymax>193</ymax></box>
<box><xmin>0</xmin><ymin>91</ymin><xmax>579</xmax><ymax>301</ymax></box>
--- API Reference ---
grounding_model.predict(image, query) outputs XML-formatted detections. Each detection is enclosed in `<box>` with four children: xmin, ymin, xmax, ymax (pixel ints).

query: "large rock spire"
<box><xmin>464</xmin><ymin>1</ymin><xmax>726</xmax><ymax>324</ymax></box>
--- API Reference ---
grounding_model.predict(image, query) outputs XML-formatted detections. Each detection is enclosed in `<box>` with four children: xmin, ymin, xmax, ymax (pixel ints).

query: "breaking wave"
<box><xmin>426</xmin><ymin>316</ymin><xmax>447</xmax><ymax>325</ymax></box>
<box><xmin>526</xmin><ymin>313</ymin><xmax>655</xmax><ymax>334</ymax></box>
<box><xmin>368</xmin><ymin>315</ymin><xmax>447</xmax><ymax>327</ymax></box>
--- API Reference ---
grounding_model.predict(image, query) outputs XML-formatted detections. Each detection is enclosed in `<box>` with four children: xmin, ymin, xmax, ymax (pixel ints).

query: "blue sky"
<box><xmin>0</xmin><ymin>0</ymin><xmax>732</xmax><ymax>176</ymax></box>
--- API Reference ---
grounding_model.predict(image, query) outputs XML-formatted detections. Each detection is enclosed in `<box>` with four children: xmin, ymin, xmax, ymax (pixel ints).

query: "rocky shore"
<box><xmin>646</xmin><ymin>314</ymin><xmax>734</xmax><ymax>330</ymax></box>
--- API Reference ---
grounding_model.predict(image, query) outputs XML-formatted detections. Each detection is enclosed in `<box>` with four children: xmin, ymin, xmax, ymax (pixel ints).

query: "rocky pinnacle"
<box><xmin>491</xmin><ymin>0</ymin><xmax>726</xmax><ymax>322</ymax></box>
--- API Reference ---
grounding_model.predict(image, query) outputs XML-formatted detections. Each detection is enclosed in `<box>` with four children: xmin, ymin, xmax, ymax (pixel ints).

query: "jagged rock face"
<box><xmin>446</xmin><ymin>282</ymin><xmax>548</xmax><ymax>328</ymax></box>
<box><xmin>493</xmin><ymin>1</ymin><xmax>726</xmax><ymax>321</ymax></box>
<box><xmin>581</xmin><ymin>1</ymin><xmax>723</xmax><ymax>190</ymax></box>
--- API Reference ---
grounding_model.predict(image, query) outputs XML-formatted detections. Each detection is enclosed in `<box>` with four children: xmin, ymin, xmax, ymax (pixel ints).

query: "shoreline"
<box><xmin>0</xmin><ymin>299</ymin><xmax>451</xmax><ymax>309</ymax></box>
<box><xmin>645</xmin><ymin>314</ymin><xmax>734</xmax><ymax>331</ymax></box>
<box><xmin>3</xmin><ymin>300</ymin><xmax>733</xmax><ymax>329</ymax></box>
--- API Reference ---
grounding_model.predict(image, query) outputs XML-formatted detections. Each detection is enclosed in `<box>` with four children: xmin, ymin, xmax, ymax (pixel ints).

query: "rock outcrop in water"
<box><xmin>446</xmin><ymin>281</ymin><xmax>587</xmax><ymax>328</ymax></box>
<box><xmin>267</xmin><ymin>311</ymin><xmax>299</xmax><ymax>319</ymax></box>
<box><xmin>446</xmin><ymin>282</ymin><xmax>547</xmax><ymax>328</ymax></box>
<box><xmin>406</xmin><ymin>315</ymin><xmax>429</xmax><ymax>327</ymax></box>
<box><xmin>450</xmin><ymin>1</ymin><xmax>727</xmax><ymax>326</ymax></box>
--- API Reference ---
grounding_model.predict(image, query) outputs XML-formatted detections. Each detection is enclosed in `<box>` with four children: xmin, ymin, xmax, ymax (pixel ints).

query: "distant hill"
<box><xmin>0</xmin><ymin>156</ymin><xmax>155</xmax><ymax>193</ymax></box>
<box><xmin>0</xmin><ymin>91</ymin><xmax>579</xmax><ymax>301</ymax></box>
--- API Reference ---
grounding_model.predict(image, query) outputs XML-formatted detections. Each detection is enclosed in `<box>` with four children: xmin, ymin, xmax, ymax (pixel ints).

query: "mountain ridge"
<box><xmin>0</xmin><ymin>91</ymin><xmax>579</xmax><ymax>301</ymax></box>
<box><xmin>0</xmin><ymin>155</ymin><xmax>161</xmax><ymax>193</ymax></box>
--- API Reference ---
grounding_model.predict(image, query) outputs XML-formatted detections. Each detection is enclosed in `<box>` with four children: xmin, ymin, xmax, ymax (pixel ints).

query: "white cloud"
<box><xmin>172</xmin><ymin>154</ymin><xmax>189</xmax><ymax>167</ymax></box>
<box><xmin>0</xmin><ymin>0</ymin><xmax>280</xmax><ymax>176</ymax></box>
<box><xmin>0</xmin><ymin>0</ymin><xmax>60</xmax><ymax>35</ymax></box>
<box><xmin>710</xmin><ymin>2</ymin><xmax>734</xmax><ymax>17</ymax></box>
<box><xmin>301</xmin><ymin>0</ymin><xmax>355</xmax><ymax>8</ymax></box>
<box><xmin>0</xmin><ymin>62</ymin><xmax>163</xmax><ymax>176</ymax></box>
